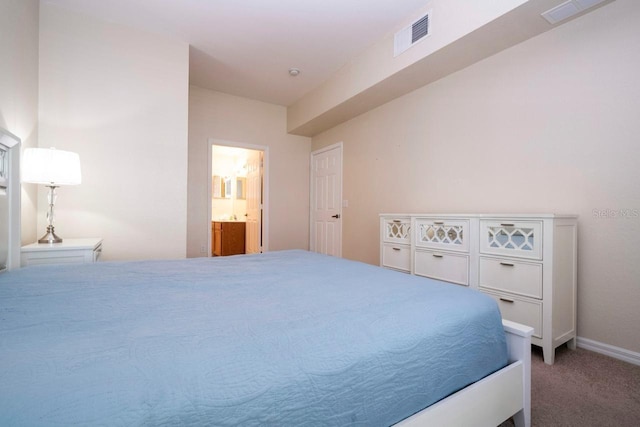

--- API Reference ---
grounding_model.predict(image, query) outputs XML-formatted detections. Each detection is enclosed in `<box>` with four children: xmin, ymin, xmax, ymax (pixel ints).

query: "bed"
<box><xmin>0</xmin><ymin>251</ymin><xmax>531</xmax><ymax>426</ymax></box>
<box><xmin>0</xmin><ymin>131</ymin><xmax>532</xmax><ymax>426</ymax></box>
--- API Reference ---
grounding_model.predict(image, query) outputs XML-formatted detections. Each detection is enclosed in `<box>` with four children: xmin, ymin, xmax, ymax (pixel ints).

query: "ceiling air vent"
<box><xmin>394</xmin><ymin>11</ymin><xmax>432</xmax><ymax>57</ymax></box>
<box><xmin>541</xmin><ymin>0</ymin><xmax>608</xmax><ymax>24</ymax></box>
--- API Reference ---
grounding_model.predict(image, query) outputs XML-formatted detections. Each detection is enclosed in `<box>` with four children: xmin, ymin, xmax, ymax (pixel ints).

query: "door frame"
<box><xmin>208</xmin><ymin>138</ymin><xmax>269</xmax><ymax>256</ymax></box>
<box><xmin>309</xmin><ymin>141</ymin><xmax>343</xmax><ymax>257</ymax></box>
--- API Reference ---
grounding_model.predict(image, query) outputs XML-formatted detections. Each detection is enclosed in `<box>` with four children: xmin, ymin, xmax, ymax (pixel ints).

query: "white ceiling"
<box><xmin>43</xmin><ymin>0</ymin><xmax>430</xmax><ymax>106</ymax></box>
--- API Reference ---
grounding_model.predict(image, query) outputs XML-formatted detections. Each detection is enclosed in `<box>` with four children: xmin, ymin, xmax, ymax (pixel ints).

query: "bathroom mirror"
<box><xmin>224</xmin><ymin>177</ymin><xmax>232</xmax><ymax>198</ymax></box>
<box><xmin>212</xmin><ymin>175</ymin><xmax>246</xmax><ymax>200</ymax></box>
<box><xmin>212</xmin><ymin>175</ymin><xmax>224</xmax><ymax>199</ymax></box>
<box><xmin>236</xmin><ymin>177</ymin><xmax>246</xmax><ymax>200</ymax></box>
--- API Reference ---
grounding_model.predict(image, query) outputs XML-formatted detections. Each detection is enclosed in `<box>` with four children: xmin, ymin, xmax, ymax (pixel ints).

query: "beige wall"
<box><xmin>312</xmin><ymin>0</ymin><xmax>640</xmax><ymax>353</ymax></box>
<box><xmin>0</xmin><ymin>0</ymin><xmax>39</xmax><ymax>245</ymax></box>
<box><xmin>38</xmin><ymin>3</ymin><xmax>190</xmax><ymax>260</ymax></box>
<box><xmin>188</xmin><ymin>86</ymin><xmax>311</xmax><ymax>257</ymax></box>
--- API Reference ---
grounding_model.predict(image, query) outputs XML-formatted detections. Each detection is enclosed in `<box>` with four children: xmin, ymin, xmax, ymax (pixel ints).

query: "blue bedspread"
<box><xmin>0</xmin><ymin>250</ymin><xmax>507</xmax><ymax>426</ymax></box>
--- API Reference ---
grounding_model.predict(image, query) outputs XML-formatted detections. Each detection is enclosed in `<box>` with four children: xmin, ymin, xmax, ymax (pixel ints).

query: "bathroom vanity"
<box><xmin>212</xmin><ymin>221</ymin><xmax>246</xmax><ymax>256</ymax></box>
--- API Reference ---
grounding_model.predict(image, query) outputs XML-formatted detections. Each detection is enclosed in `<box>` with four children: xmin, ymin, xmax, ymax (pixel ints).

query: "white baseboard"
<box><xmin>577</xmin><ymin>336</ymin><xmax>640</xmax><ymax>366</ymax></box>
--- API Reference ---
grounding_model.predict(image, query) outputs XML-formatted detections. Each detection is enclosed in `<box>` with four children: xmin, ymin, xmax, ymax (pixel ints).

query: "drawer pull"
<box><xmin>500</xmin><ymin>223</ymin><xmax>515</xmax><ymax>227</ymax></box>
<box><xmin>432</xmin><ymin>253</ymin><xmax>444</xmax><ymax>258</ymax></box>
<box><xmin>433</xmin><ymin>221</ymin><xmax>445</xmax><ymax>225</ymax></box>
<box><xmin>499</xmin><ymin>262</ymin><xmax>515</xmax><ymax>267</ymax></box>
<box><xmin>392</xmin><ymin>247</ymin><xmax>401</xmax><ymax>251</ymax></box>
<box><xmin>499</xmin><ymin>297</ymin><xmax>515</xmax><ymax>303</ymax></box>
<box><xmin>392</xmin><ymin>219</ymin><xmax>402</xmax><ymax>223</ymax></box>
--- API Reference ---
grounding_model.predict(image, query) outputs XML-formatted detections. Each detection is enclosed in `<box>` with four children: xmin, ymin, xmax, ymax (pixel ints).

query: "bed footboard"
<box><xmin>503</xmin><ymin>319</ymin><xmax>534</xmax><ymax>427</ymax></box>
<box><xmin>397</xmin><ymin>320</ymin><xmax>534</xmax><ymax>427</ymax></box>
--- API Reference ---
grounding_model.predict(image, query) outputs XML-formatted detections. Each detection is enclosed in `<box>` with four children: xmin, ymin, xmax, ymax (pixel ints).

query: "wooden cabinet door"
<box><xmin>212</xmin><ymin>222</ymin><xmax>245</xmax><ymax>256</ymax></box>
<box><xmin>213</xmin><ymin>222</ymin><xmax>222</xmax><ymax>256</ymax></box>
<box><xmin>223</xmin><ymin>222</ymin><xmax>245</xmax><ymax>255</ymax></box>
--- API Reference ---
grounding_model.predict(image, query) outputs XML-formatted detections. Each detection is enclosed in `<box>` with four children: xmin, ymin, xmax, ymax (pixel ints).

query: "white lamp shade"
<box><xmin>22</xmin><ymin>148</ymin><xmax>82</xmax><ymax>185</ymax></box>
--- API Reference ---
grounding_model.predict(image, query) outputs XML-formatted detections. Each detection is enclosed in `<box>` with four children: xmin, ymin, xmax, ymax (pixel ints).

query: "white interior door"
<box><xmin>245</xmin><ymin>149</ymin><xmax>262</xmax><ymax>253</ymax></box>
<box><xmin>310</xmin><ymin>143</ymin><xmax>342</xmax><ymax>257</ymax></box>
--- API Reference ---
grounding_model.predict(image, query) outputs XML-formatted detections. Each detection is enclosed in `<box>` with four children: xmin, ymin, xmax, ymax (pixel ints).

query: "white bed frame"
<box><xmin>399</xmin><ymin>319</ymin><xmax>533</xmax><ymax>427</ymax></box>
<box><xmin>0</xmin><ymin>136</ymin><xmax>533</xmax><ymax>426</ymax></box>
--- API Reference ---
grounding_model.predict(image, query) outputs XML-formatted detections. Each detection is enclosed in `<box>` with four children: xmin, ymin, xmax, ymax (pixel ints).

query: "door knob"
<box><xmin>331</xmin><ymin>214</ymin><xmax>340</xmax><ymax>219</ymax></box>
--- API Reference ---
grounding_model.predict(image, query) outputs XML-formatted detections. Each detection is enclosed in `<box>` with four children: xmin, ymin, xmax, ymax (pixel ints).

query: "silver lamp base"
<box><xmin>38</xmin><ymin>226</ymin><xmax>62</xmax><ymax>244</ymax></box>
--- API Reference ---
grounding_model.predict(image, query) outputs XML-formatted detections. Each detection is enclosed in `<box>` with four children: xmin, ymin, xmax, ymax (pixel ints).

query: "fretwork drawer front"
<box><xmin>415</xmin><ymin>218</ymin><xmax>469</xmax><ymax>253</ymax></box>
<box><xmin>483</xmin><ymin>290</ymin><xmax>543</xmax><ymax>339</ymax></box>
<box><xmin>382</xmin><ymin>217</ymin><xmax>411</xmax><ymax>244</ymax></box>
<box><xmin>381</xmin><ymin>244</ymin><xmax>411</xmax><ymax>272</ymax></box>
<box><xmin>480</xmin><ymin>220</ymin><xmax>543</xmax><ymax>260</ymax></box>
<box><xmin>414</xmin><ymin>250</ymin><xmax>469</xmax><ymax>286</ymax></box>
<box><xmin>479</xmin><ymin>257</ymin><xmax>543</xmax><ymax>299</ymax></box>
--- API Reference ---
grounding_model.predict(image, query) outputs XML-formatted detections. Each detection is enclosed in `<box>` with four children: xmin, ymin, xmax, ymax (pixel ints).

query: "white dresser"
<box><xmin>380</xmin><ymin>214</ymin><xmax>577</xmax><ymax>365</ymax></box>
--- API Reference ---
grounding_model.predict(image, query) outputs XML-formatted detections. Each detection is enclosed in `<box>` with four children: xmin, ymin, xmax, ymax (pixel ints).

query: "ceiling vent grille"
<box><xmin>394</xmin><ymin>11</ymin><xmax>432</xmax><ymax>57</ymax></box>
<box><xmin>541</xmin><ymin>0</ymin><xmax>607</xmax><ymax>24</ymax></box>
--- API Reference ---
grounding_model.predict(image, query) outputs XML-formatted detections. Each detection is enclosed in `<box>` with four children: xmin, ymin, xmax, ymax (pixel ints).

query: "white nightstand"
<box><xmin>21</xmin><ymin>238</ymin><xmax>103</xmax><ymax>266</ymax></box>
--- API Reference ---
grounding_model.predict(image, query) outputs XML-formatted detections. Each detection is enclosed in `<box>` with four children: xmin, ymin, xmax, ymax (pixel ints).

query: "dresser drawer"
<box><xmin>414</xmin><ymin>250</ymin><xmax>469</xmax><ymax>286</ymax></box>
<box><xmin>479</xmin><ymin>220</ymin><xmax>543</xmax><ymax>260</ymax></box>
<box><xmin>381</xmin><ymin>244</ymin><xmax>411</xmax><ymax>272</ymax></box>
<box><xmin>479</xmin><ymin>257</ymin><xmax>542</xmax><ymax>299</ymax></box>
<box><xmin>483</xmin><ymin>290</ymin><xmax>542</xmax><ymax>339</ymax></box>
<box><xmin>381</xmin><ymin>217</ymin><xmax>411</xmax><ymax>244</ymax></box>
<box><xmin>415</xmin><ymin>218</ymin><xmax>469</xmax><ymax>253</ymax></box>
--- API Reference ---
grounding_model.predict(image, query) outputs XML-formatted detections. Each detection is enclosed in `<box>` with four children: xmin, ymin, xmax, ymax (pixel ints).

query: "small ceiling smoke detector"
<box><xmin>288</xmin><ymin>68</ymin><xmax>301</xmax><ymax>77</ymax></box>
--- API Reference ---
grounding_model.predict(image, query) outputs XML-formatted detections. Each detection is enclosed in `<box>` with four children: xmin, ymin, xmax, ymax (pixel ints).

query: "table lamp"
<box><xmin>22</xmin><ymin>147</ymin><xmax>82</xmax><ymax>244</ymax></box>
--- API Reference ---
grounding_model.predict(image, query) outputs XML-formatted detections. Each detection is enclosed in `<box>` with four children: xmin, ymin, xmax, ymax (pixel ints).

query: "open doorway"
<box><xmin>208</xmin><ymin>139</ymin><xmax>268</xmax><ymax>257</ymax></box>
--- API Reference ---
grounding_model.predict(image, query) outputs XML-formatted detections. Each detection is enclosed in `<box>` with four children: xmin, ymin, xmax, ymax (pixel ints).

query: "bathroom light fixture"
<box><xmin>288</xmin><ymin>68</ymin><xmax>301</xmax><ymax>77</ymax></box>
<box><xmin>22</xmin><ymin>147</ymin><xmax>82</xmax><ymax>243</ymax></box>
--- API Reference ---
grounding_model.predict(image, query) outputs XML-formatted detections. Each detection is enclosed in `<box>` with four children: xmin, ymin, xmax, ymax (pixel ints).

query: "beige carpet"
<box><xmin>500</xmin><ymin>345</ymin><xmax>640</xmax><ymax>426</ymax></box>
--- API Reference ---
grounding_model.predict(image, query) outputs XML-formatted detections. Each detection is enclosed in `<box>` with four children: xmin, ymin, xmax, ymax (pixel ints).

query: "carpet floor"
<box><xmin>500</xmin><ymin>345</ymin><xmax>640</xmax><ymax>426</ymax></box>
